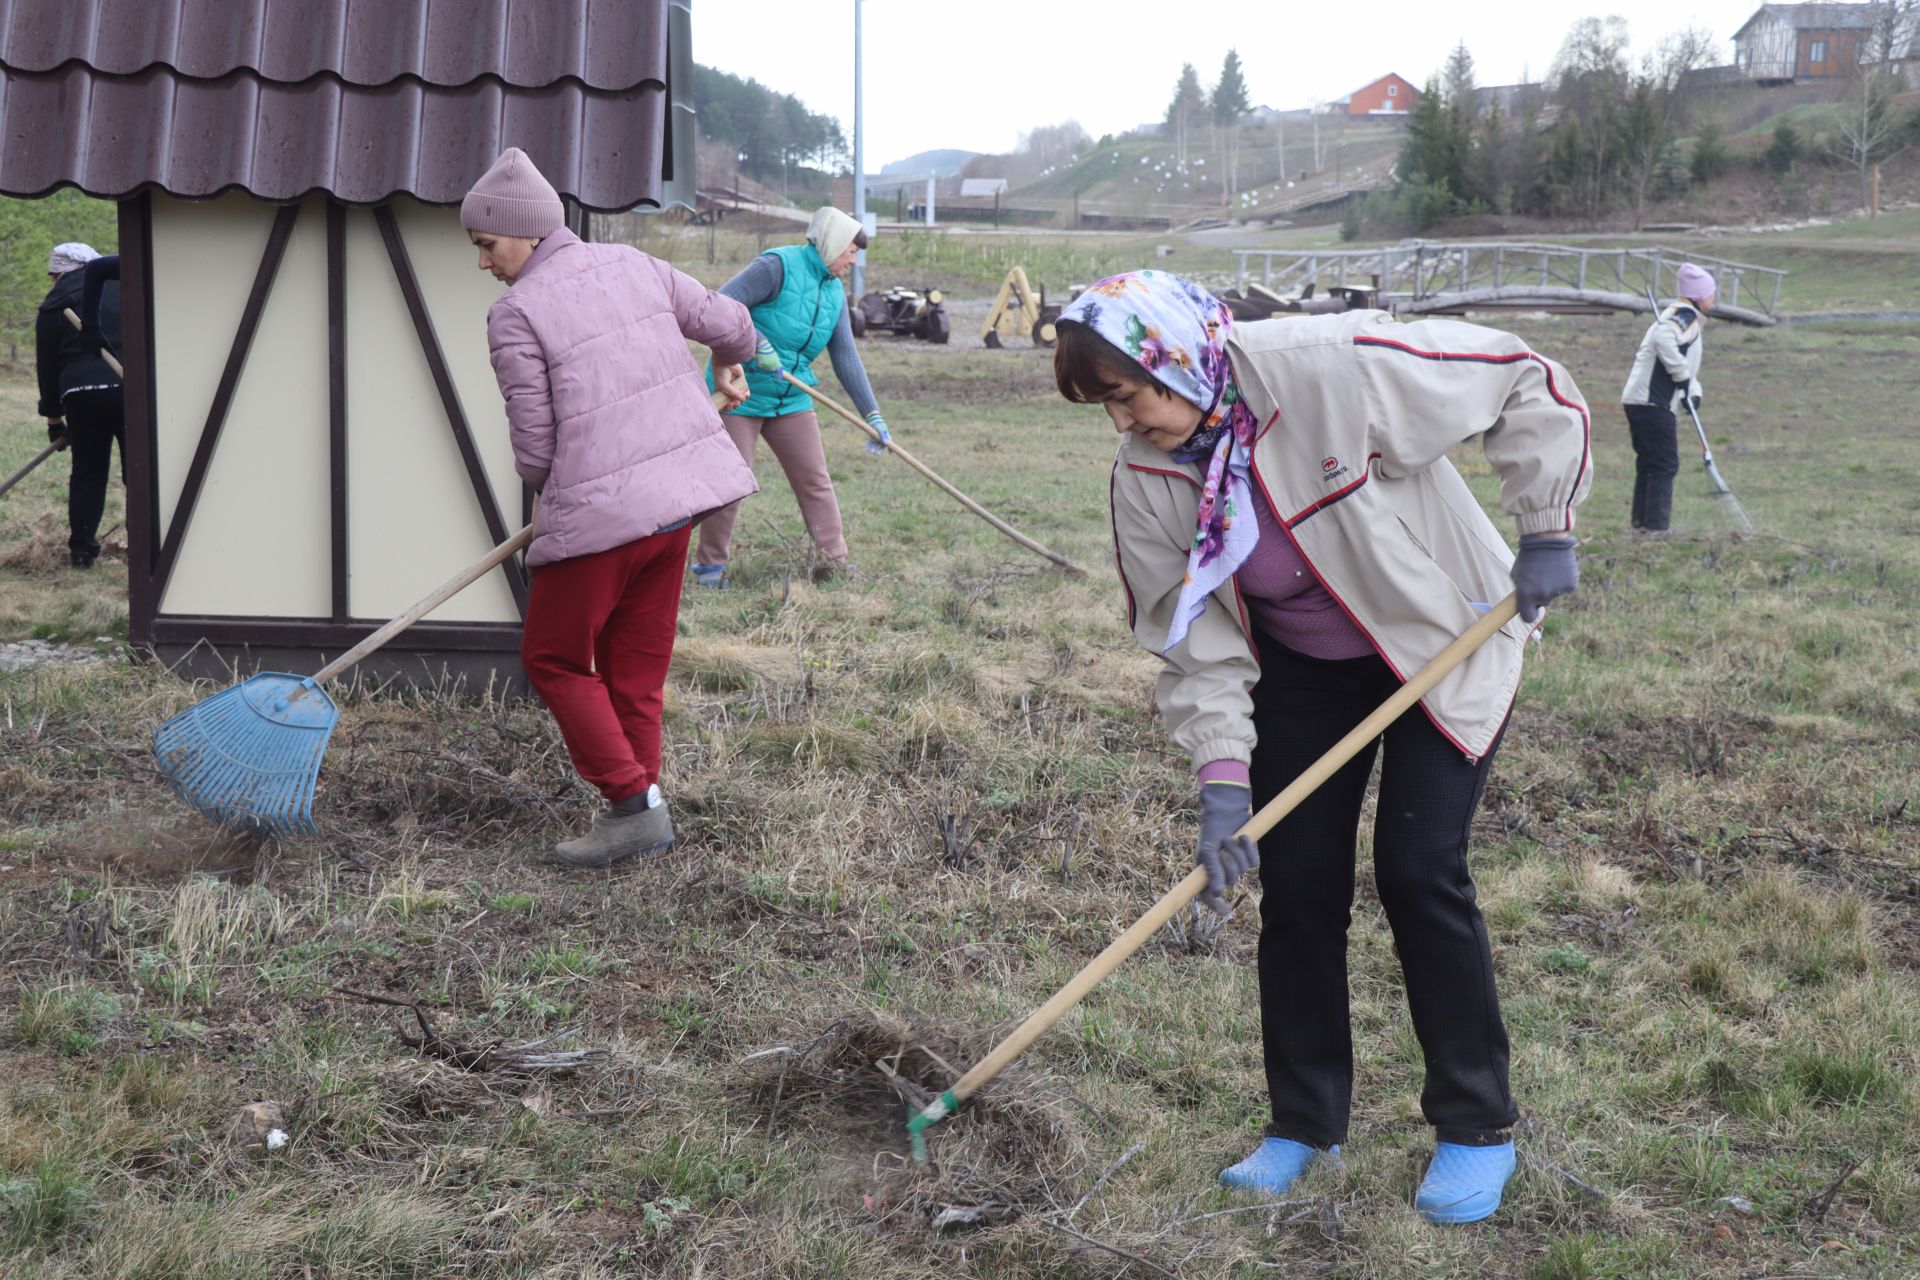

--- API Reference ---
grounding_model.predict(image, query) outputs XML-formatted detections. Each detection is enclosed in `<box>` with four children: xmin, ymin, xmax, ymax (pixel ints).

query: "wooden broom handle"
<box><xmin>778</xmin><ymin>371</ymin><xmax>1087</xmax><ymax>577</ymax></box>
<box><xmin>62</xmin><ymin>308</ymin><xmax>124</xmax><ymax>378</ymax></box>
<box><xmin>937</xmin><ymin>594</ymin><xmax>1522</xmax><ymax>1107</ymax></box>
<box><xmin>312</xmin><ymin>524</ymin><xmax>533</xmax><ymax>684</ymax></box>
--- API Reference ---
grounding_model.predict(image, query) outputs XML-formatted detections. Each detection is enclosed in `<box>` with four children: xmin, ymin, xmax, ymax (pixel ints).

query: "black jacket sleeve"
<box><xmin>34</xmin><ymin>302</ymin><xmax>64</xmax><ymax>419</ymax></box>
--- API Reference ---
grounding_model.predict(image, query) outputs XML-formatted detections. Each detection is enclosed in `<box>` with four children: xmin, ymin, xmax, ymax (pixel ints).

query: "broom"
<box><xmin>904</xmin><ymin>595</ymin><xmax>1521</xmax><ymax>1160</ymax></box>
<box><xmin>155</xmin><ymin>525</ymin><xmax>532</xmax><ymax>836</ymax></box>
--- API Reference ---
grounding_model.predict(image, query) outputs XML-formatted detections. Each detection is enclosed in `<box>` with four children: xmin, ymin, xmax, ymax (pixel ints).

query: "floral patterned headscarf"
<box><xmin>1060</xmin><ymin>270</ymin><xmax>1261</xmax><ymax>653</ymax></box>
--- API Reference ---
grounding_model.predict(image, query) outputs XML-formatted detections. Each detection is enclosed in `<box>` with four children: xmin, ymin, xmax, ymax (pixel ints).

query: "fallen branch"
<box><xmin>1806</xmin><ymin>1158</ymin><xmax>1860</xmax><ymax>1225</ymax></box>
<box><xmin>332</xmin><ymin>988</ymin><xmax>606</xmax><ymax>1073</ymax></box>
<box><xmin>1033</xmin><ymin>1215</ymin><xmax>1177</xmax><ymax>1278</ymax></box>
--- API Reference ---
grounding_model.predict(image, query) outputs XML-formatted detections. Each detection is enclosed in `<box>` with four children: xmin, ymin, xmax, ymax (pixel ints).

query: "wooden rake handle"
<box><xmin>917</xmin><ymin>594</ymin><xmax>1522</xmax><ymax>1123</ymax></box>
<box><xmin>63</xmin><ymin>308</ymin><xmax>124</xmax><ymax>378</ymax></box>
<box><xmin>0</xmin><ymin>441</ymin><xmax>64</xmax><ymax>501</ymax></box>
<box><xmin>777</xmin><ymin>371</ymin><xmax>1087</xmax><ymax>577</ymax></box>
<box><xmin>312</xmin><ymin>524</ymin><xmax>534</xmax><ymax>685</ymax></box>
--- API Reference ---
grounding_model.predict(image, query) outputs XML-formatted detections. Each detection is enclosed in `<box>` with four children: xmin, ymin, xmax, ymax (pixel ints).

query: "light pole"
<box><xmin>851</xmin><ymin>0</ymin><xmax>866</xmax><ymax>298</ymax></box>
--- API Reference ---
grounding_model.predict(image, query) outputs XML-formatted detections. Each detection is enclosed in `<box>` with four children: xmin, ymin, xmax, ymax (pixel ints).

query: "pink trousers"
<box><xmin>694</xmin><ymin>411</ymin><xmax>847</xmax><ymax>565</ymax></box>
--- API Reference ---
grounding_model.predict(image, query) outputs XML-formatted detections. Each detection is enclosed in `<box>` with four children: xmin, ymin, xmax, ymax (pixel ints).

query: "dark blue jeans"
<box><xmin>1626</xmin><ymin>404</ymin><xmax>1679</xmax><ymax>532</ymax></box>
<box><xmin>1250</xmin><ymin>635</ymin><xmax>1516</xmax><ymax>1148</ymax></box>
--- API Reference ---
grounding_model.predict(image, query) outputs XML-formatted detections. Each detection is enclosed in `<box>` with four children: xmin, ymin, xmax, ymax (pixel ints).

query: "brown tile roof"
<box><xmin>0</xmin><ymin>0</ymin><xmax>675</xmax><ymax>210</ymax></box>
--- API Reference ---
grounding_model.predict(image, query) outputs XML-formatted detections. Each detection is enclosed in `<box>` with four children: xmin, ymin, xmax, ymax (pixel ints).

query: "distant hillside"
<box><xmin>881</xmin><ymin>149</ymin><xmax>982</xmax><ymax>177</ymax></box>
<box><xmin>988</xmin><ymin>118</ymin><xmax>1406</xmax><ymax>221</ymax></box>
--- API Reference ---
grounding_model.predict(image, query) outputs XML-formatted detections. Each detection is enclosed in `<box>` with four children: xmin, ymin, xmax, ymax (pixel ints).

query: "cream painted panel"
<box><xmin>151</xmin><ymin>195</ymin><xmax>274</xmax><ymax>534</ymax></box>
<box><xmin>393</xmin><ymin>199</ymin><xmax>521</xmax><ymax>522</ymax></box>
<box><xmin>159</xmin><ymin>195</ymin><xmax>330</xmax><ymax>618</ymax></box>
<box><xmin>343</xmin><ymin>200</ymin><xmax>517</xmax><ymax>622</ymax></box>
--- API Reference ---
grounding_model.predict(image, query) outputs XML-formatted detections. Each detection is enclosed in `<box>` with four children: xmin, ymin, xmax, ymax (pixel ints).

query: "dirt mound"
<box><xmin>737</xmin><ymin>1011</ymin><xmax>1089</xmax><ymax>1224</ymax></box>
<box><xmin>56</xmin><ymin>805</ymin><xmax>266</xmax><ymax>880</ymax></box>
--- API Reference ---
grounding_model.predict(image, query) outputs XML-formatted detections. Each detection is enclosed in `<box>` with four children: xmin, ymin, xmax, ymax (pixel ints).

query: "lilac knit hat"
<box><xmin>1676</xmin><ymin>263</ymin><xmax>1716</xmax><ymax>303</ymax></box>
<box><xmin>461</xmin><ymin>148</ymin><xmax>564</xmax><ymax>238</ymax></box>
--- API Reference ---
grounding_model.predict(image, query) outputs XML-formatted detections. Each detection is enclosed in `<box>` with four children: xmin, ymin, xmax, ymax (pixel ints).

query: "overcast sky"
<box><xmin>698</xmin><ymin>0</ymin><xmax>1770</xmax><ymax>168</ymax></box>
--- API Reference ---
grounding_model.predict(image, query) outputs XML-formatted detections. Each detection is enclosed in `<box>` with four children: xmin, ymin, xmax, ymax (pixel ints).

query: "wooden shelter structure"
<box><xmin>0</xmin><ymin>0</ymin><xmax>695</xmax><ymax>685</ymax></box>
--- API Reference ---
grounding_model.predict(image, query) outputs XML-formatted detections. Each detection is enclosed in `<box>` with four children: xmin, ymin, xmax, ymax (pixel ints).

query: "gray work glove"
<box><xmin>1512</xmin><ymin>534</ymin><xmax>1578</xmax><ymax>623</ymax></box>
<box><xmin>1196</xmin><ymin>781</ymin><xmax>1259</xmax><ymax>917</ymax></box>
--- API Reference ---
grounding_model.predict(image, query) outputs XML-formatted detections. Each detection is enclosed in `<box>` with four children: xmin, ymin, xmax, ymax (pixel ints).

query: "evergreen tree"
<box><xmin>1166</xmin><ymin>64</ymin><xmax>1206</xmax><ymax>166</ymax></box>
<box><xmin>1690</xmin><ymin>119</ymin><xmax>1732</xmax><ymax>186</ymax></box>
<box><xmin>1765</xmin><ymin>122</ymin><xmax>1804</xmax><ymax>173</ymax></box>
<box><xmin>1443</xmin><ymin>41</ymin><xmax>1477</xmax><ymax>116</ymax></box>
<box><xmin>1616</xmin><ymin>80</ymin><xmax>1669</xmax><ymax>224</ymax></box>
<box><xmin>1398</xmin><ymin>76</ymin><xmax>1467</xmax><ymax>222</ymax></box>
<box><xmin>1210</xmin><ymin>50</ymin><xmax>1252</xmax><ymax>200</ymax></box>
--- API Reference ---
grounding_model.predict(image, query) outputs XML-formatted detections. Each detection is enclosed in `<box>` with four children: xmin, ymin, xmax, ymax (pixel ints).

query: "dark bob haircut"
<box><xmin>1052</xmin><ymin>319</ymin><xmax>1177</xmax><ymax>405</ymax></box>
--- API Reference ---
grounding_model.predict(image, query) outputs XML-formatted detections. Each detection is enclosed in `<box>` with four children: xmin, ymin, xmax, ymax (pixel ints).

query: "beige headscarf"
<box><xmin>806</xmin><ymin>206</ymin><xmax>863</xmax><ymax>263</ymax></box>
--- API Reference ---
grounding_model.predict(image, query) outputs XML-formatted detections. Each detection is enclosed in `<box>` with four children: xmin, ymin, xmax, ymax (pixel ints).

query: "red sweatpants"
<box><xmin>521</xmin><ymin>527</ymin><xmax>691</xmax><ymax>803</ymax></box>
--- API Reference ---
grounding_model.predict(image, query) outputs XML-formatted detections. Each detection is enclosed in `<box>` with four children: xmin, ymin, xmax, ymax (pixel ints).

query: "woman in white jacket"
<box><xmin>1054</xmin><ymin>271</ymin><xmax>1592</xmax><ymax>1223</ymax></box>
<box><xmin>1620</xmin><ymin>263</ymin><xmax>1714</xmax><ymax>535</ymax></box>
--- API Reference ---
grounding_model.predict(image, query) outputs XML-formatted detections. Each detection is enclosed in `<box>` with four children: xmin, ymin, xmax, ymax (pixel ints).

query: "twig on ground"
<box><xmin>1806</xmin><ymin>1158</ymin><xmax>1860</xmax><ymax>1225</ymax></box>
<box><xmin>871</xmin><ymin>1054</ymin><xmax>934</xmax><ymax>1112</ymax></box>
<box><xmin>1032</xmin><ymin>1215</ymin><xmax>1178</xmax><ymax>1278</ymax></box>
<box><xmin>1067</xmin><ymin>1140</ymin><xmax>1146</xmax><ymax>1220</ymax></box>
<box><xmin>1165</xmin><ymin>1198</ymin><xmax>1313</xmax><ymax>1229</ymax></box>
<box><xmin>331</xmin><ymin>988</ymin><xmax>606</xmax><ymax>1073</ymax></box>
<box><xmin>1525</xmin><ymin>1151</ymin><xmax>1611</xmax><ymax>1203</ymax></box>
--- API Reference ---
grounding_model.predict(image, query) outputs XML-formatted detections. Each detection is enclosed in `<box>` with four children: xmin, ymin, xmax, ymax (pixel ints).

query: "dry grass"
<box><xmin>3</xmin><ymin>276</ymin><xmax>1920</xmax><ymax>1275</ymax></box>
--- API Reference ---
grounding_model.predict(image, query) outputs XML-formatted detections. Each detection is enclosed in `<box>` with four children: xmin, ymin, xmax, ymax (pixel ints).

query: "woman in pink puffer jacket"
<box><xmin>465</xmin><ymin>147</ymin><xmax>758</xmax><ymax>868</ymax></box>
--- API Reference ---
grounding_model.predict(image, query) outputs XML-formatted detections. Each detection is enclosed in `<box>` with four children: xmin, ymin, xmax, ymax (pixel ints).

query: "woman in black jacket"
<box><xmin>34</xmin><ymin>242</ymin><xmax>123</xmax><ymax>568</ymax></box>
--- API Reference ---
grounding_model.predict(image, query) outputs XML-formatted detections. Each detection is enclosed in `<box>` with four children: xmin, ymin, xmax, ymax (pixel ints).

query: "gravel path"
<box><xmin>0</xmin><ymin>638</ymin><xmax>109</xmax><ymax>672</ymax></box>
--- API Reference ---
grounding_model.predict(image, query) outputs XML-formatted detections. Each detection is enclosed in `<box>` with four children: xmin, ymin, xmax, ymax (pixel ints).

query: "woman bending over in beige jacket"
<box><xmin>1054</xmin><ymin>271</ymin><xmax>1592</xmax><ymax>1224</ymax></box>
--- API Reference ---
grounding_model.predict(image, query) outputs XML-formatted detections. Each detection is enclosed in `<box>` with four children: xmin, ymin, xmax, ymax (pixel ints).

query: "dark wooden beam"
<box><xmin>118</xmin><ymin>193</ymin><xmax>160</xmax><ymax>648</ymax></box>
<box><xmin>152</xmin><ymin>203</ymin><xmax>301</xmax><ymax>601</ymax></box>
<box><xmin>327</xmin><ymin>200</ymin><xmax>349</xmax><ymax>623</ymax></box>
<box><xmin>372</xmin><ymin>205</ymin><xmax>529</xmax><ymax>616</ymax></box>
<box><xmin>149</xmin><ymin>615</ymin><xmax>524</xmax><ymax>654</ymax></box>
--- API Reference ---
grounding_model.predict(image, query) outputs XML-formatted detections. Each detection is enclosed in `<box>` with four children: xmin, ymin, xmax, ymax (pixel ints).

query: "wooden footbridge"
<box><xmin>1231</xmin><ymin>242</ymin><xmax>1787</xmax><ymax>326</ymax></box>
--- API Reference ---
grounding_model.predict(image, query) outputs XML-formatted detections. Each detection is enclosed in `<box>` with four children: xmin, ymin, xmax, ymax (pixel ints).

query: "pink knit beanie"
<box><xmin>1676</xmin><ymin>263</ymin><xmax>1716</xmax><ymax>303</ymax></box>
<box><xmin>462</xmin><ymin>148</ymin><xmax>564</xmax><ymax>238</ymax></box>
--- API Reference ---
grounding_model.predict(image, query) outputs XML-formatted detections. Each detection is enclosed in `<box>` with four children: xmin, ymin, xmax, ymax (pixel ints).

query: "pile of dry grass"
<box><xmin>0</xmin><ymin>510</ymin><xmax>125</xmax><ymax>577</ymax></box>
<box><xmin>737</xmin><ymin>1011</ymin><xmax>1090</xmax><ymax>1225</ymax></box>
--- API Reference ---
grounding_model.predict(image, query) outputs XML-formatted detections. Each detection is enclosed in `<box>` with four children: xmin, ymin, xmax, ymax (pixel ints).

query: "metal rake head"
<box><xmin>153</xmin><ymin>673</ymin><xmax>340</xmax><ymax>838</ymax></box>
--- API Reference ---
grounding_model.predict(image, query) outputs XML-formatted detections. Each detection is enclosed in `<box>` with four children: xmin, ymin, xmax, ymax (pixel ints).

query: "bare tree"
<box><xmin>1647</xmin><ymin>24</ymin><xmax>1720</xmax><ymax>126</ymax></box>
<box><xmin>1832</xmin><ymin>0</ymin><xmax>1918</xmax><ymax>208</ymax></box>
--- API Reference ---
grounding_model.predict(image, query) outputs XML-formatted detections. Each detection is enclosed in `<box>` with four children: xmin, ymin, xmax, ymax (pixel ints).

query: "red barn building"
<box><xmin>1338</xmin><ymin>73</ymin><xmax>1419</xmax><ymax>117</ymax></box>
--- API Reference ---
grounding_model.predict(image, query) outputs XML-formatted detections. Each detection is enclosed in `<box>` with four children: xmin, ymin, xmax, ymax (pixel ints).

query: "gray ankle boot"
<box><xmin>552</xmin><ymin>787</ymin><xmax>673</xmax><ymax>868</ymax></box>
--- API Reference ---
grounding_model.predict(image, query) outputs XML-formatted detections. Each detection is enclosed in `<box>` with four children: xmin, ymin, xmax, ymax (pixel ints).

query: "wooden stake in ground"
<box><xmin>778</xmin><ymin>371</ymin><xmax>1086</xmax><ymax>577</ymax></box>
<box><xmin>905</xmin><ymin>595</ymin><xmax>1523</xmax><ymax>1159</ymax></box>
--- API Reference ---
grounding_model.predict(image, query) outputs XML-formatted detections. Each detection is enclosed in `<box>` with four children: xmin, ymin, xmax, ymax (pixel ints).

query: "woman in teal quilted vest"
<box><xmin>694</xmin><ymin>206</ymin><xmax>891</xmax><ymax>586</ymax></box>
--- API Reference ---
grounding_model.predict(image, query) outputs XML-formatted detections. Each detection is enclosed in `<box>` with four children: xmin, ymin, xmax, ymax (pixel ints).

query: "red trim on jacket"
<box><xmin>1285</xmin><ymin>452</ymin><xmax>1383</xmax><ymax>527</ymax></box>
<box><xmin>1246</xmin><ymin>454</ymin><xmax>1489</xmax><ymax>760</ymax></box>
<box><xmin>1352</xmin><ymin>334</ymin><xmax>1592</xmax><ymax>534</ymax></box>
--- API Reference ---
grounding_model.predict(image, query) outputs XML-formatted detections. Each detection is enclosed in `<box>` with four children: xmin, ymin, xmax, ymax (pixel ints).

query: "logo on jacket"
<box><xmin>1320</xmin><ymin>456</ymin><xmax>1351</xmax><ymax>483</ymax></box>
